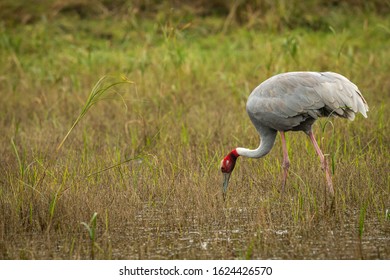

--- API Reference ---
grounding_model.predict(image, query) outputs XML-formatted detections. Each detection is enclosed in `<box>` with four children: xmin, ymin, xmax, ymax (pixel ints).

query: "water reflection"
<box><xmin>108</xmin><ymin>204</ymin><xmax>389</xmax><ymax>259</ymax></box>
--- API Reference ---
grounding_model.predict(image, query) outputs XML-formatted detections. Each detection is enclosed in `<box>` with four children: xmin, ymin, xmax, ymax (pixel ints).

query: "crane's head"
<box><xmin>220</xmin><ymin>149</ymin><xmax>239</xmax><ymax>199</ymax></box>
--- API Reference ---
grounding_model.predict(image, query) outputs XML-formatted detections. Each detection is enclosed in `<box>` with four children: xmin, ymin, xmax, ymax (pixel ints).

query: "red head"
<box><xmin>220</xmin><ymin>149</ymin><xmax>239</xmax><ymax>173</ymax></box>
<box><xmin>221</xmin><ymin>149</ymin><xmax>240</xmax><ymax>197</ymax></box>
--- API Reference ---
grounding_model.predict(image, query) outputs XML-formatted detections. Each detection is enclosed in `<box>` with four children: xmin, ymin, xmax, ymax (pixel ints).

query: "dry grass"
<box><xmin>0</xmin><ymin>2</ymin><xmax>389</xmax><ymax>259</ymax></box>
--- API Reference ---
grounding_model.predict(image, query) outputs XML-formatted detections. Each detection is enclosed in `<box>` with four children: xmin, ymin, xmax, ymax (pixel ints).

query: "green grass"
<box><xmin>0</xmin><ymin>1</ymin><xmax>389</xmax><ymax>259</ymax></box>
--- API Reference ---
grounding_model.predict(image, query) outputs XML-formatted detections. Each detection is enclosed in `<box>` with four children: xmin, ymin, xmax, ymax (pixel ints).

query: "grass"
<box><xmin>81</xmin><ymin>212</ymin><xmax>101</xmax><ymax>259</ymax></box>
<box><xmin>56</xmin><ymin>75</ymin><xmax>134</xmax><ymax>151</ymax></box>
<box><xmin>0</xmin><ymin>1</ymin><xmax>389</xmax><ymax>259</ymax></box>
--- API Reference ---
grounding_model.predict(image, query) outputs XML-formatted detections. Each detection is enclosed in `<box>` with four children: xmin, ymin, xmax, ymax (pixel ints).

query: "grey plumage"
<box><xmin>246</xmin><ymin>71</ymin><xmax>368</xmax><ymax>133</ymax></box>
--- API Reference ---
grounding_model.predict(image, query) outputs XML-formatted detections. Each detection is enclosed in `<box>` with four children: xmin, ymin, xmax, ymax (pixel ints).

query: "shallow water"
<box><xmin>3</xmin><ymin>204</ymin><xmax>389</xmax><ymax>260</ymax></box>
<box><xmin>106</xmin><ymin>205</ymin><xmax>390</xmax><ymax>260</ymax></box>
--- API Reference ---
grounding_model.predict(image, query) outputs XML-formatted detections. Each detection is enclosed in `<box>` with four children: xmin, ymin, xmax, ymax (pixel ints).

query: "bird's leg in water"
<box><xmin>307</xmin><ymin>130</ymin><xmax>335</xmax><ymax>198</ymax></box>
<box><xmin>280</xmin><ymin>131</ymin><xmax>290</xmax><ymax>192</ymax></box>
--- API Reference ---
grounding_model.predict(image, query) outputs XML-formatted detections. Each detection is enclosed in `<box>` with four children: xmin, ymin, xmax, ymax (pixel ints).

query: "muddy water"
<box><xmin>4</xmin><ymin>205</ymin><xmax>389</xmax><ymax>259</ymax></box>
<box><xmin>108</xmin><ymin>205</ymin><xmax>390</xmax><ymax>260</ymax></box>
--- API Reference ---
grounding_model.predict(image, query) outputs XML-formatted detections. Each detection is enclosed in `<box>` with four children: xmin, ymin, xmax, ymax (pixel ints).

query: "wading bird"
<box><xmin>220</xmin><ymin>71</ymin><xmax>368</xmax><ymax>199</ymax></box>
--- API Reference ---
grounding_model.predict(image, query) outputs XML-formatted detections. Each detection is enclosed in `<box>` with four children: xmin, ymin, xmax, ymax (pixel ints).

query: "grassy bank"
<box><xmin>0</xmin><ymin>2</ymin><xmax>389</xmax><ymax>259</ymax></box>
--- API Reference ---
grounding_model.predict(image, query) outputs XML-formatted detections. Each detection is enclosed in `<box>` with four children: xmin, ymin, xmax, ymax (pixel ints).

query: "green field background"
<box><xmin>0</xmin><ymin>0</ymin><xmax>389</xmax><ymax>259</ymax></box>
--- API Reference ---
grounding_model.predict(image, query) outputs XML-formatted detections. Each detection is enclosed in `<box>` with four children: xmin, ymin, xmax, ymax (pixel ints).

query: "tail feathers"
<box><xmin>343</xmin><ymin>89</ymin><xmax>368</xmax><ymax>121</ymax></box>
<box><xmin>355</xmin><ymin>89</ymin><xmax>369</xmax><ymax>118</ymax></box>
<box><xmin>317</xmin><ymin>72</ymin><xmax>369</xmax><ymax>121</ymax></box>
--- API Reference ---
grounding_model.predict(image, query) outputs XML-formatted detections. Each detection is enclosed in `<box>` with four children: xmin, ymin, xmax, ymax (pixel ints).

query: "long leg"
<box><xmin>307</xmin><ymin>130</ymin><xmax>335</xmax><ymax>197</ymax></box>
<box><xmin>280</xmin><ymin>131</ymin><xmax>290</xmax><ymax>191</ymax></box>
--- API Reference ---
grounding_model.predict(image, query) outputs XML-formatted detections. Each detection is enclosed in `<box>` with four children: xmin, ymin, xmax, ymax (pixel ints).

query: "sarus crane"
<box><xmin>220</xmin><ymin>71</ymin><xmax>368</xmax><ymax>199</ymax></box>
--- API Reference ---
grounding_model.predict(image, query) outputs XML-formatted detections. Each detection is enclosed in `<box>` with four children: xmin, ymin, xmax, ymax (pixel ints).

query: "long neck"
<box><xmin>236</xmin><ymin>126</ymin><xmax>277</xmax><ymax>158</ymax></box>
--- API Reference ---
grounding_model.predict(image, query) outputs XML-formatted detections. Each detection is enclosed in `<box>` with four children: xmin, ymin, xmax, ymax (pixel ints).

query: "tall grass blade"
<box><xmin>87</xmin><ymin>156</ymin><xmax>142</xmax><ymax>177</ymax></box>
<box><xmin>11</xmin><ymin>137</ymin><xmax>24</xmax><ymax>178</ymax></box>
<box><xmin>56</xmin><ymin>75</ymin><xmax>134</xmax><ymax>151</ymax></box>
<box><xmin>358</xmin><ymin>203</ymin><xmax>367</xmax><ymax>238</ymax></box>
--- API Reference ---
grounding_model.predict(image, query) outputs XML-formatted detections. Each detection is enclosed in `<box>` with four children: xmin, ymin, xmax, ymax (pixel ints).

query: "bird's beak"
<box><xmin>222</xmin><ymin>172</ymin><xmax>231</xmax><ymax>200</ymax></box>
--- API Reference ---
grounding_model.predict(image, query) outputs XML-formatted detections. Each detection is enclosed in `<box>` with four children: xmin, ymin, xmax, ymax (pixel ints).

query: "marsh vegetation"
<box><xmin>0</xmin><ymin>0</ymin><xmax>389</xmax><ymax>259</ymax></box>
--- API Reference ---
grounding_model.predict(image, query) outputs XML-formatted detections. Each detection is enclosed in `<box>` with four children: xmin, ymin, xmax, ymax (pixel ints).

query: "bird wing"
<box><xmin>246</xmin><ymin>72</ymin><xmax>369</xmax><ymax>131</ymax></box>
<box><xmin>313</xmin><ymin>72</ymin><xmax>368</xmax><ymax>120</ymax></box>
